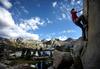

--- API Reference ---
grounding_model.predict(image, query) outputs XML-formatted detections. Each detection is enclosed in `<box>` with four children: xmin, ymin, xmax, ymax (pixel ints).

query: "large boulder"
<box><xmin>52</xmin><ymin>50</ymin><xmax>73</xmax><ymax>69</ymax></box>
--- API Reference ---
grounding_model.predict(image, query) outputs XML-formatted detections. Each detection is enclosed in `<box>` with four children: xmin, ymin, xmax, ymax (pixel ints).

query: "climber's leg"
<box><xmin>79</xmin><ymin>15</ymin><xmax>87</xmax><ymax>25</ymax></box>
<box><xmin>78</xmin><ymin>15</ymin><xmax>88</xmax><ymax>40</ymax></box>
<box><xmin>75</xmin><ymin>21</ymin><xmax>86</xmax><ymax>40</ymax></box>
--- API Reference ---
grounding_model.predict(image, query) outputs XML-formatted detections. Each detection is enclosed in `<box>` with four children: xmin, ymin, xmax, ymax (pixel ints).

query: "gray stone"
<box><xmin>48</xmin><ymin>66</ymin><xmax>53</xmax><ymax>69</ymax></box>
<box><xmin>52</xmin><ymin>50</ymin><xmax>73</xmax><ymax>69</ymax></box>
<box><xmin>82</xmin><ymin>0</ymin><xmax>100</xmax><ymax>69</ymax></box>
<box><xmin>0</xmin><ymin>63</ymin><xmax>7</xmax><ymax>69</ymax></box>
<box><xmin>9</xmin><ymin>64</ymin><xmax>30</xmax><ymax>69</ymax></box>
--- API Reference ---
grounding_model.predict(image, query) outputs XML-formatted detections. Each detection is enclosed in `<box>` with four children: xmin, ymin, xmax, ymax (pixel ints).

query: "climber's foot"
<box><xmin>84</xmin><ymin>24</ymin><xmax>88</xmax><ymax>29</ymax></box>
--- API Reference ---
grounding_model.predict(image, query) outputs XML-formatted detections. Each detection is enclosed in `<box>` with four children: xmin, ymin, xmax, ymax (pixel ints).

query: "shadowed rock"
<box><xmin>52</xmin><ymin>49</ymin><xmax>73</xmax><ymax>69</ymax></box>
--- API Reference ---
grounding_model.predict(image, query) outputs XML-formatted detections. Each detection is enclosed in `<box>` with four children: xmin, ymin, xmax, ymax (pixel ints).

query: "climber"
<box><xmin>70</xmin><ymin>8</ymin><xmax>87</xmax><ymax>40</ymax></box>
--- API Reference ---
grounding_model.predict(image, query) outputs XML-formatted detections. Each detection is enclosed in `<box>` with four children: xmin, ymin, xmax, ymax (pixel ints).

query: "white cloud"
<box><xmin>58</xmin><ymin>29</ymin><xmax>76</xmax><ymax>35</ymax></box>
<box><xmin>66</xmin><ymin>29</ymin><xmax>76</xmax><ymax>33</ymax></box>
<box><xmin>0</xmin><ymin>7</ymin><xmax>15</xmax><ymax>28</ymax></box>
<box><xmin>46</xmin><ymin>38</ymin><xmax>51</xmax><ymax>41</ymax></box>
<box><xmin>19</xmin><ymin>17</ymin><xmax>45</xmax><ymax>31</ymax></box>
<box><xmin>61</xmin><ymin>30</ymin><xmax>67</xmax><ymax>34</ymax></box>
<box><xmin>57</xmin><ymin>17</ymin><xmax>63</xmax><ymax>21</ymax></box>
<box><xmin>0</xmin><ymin>6</ymin><xmax>39</xmax><ymax>40</ymax></box>
<box><xmin>0</xmin><ymin>0</ymin><xmax>12</xmax><ymax>9</ymax></box>
<box><xmin>14</xmin><ymin>7</ymin><xmax>21</xmax><ymax>17</ymax></box>
<box><xmin>0</xmin><ymin>0</ymin><xmax>49</xmax><ymax>40</ymax></box>
<box><xmin>52</xmin><ymin>1</ymin><xmax>57</xmax><ymax>8</ymax></box>
<box><xmin>23</xmin><ymin>9</ymin><xmax>29</xmax><ymax>14</ymax></box>
<box><xmin>62</xmin><ymin>13</ymin><xmax>66</xmax><ymax>19</ymax></box>
<box><xmin>71</xmin><ymin>0</ymin><xmax>75</xmax><ymax>5</ymax></box>
<box><xmin>46</xmin><ymin>18</ymin><xmax>52</xmax><ymax>24</ymax></box>
<box><xmin>55</xmin><ymin>2</ymin><xmax>71</xmax><ymax>21</ymax></box>
<box><xmin>58</xmin><ymin>30</ymin><xmax>66</xmax><ymax>35</ymax></box>
<box><xmin>77</xmin><ymin>1</ymin><xmax>81</xmax><ymax>4</ymax></box>
<box><xmin>58</xmin><ymin>36</ymin><xmax>68</xmax><ymax>41</ymax></box>
<box><xmin>56</xmin><ymin>13</ymin><xmax>67</xmax><ymax>21</ymax></box>
<box><xmin>20</xmin><ymin>6</ymin><xmax>29</xmax><ymax>14</ymax></box>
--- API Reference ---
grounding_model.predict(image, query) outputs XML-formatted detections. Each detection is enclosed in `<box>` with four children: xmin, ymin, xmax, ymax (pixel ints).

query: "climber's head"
<box><xmin>71</xmin><ymin>8</ymin><xmax>75</xmax><ymax>13</ymax></box>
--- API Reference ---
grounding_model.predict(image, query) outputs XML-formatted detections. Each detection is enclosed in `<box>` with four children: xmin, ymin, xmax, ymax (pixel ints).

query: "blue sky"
<box><xmin>0</xmin><ymin>0</ymin><xmax>83</xmax><ymax>40</ymax></box>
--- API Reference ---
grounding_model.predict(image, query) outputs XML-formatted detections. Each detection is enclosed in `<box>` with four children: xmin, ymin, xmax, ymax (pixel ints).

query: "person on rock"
<box><xmin>70</xmin><ymin>8</ymin><xmax>87</xmax><ymax>40</ymax></box>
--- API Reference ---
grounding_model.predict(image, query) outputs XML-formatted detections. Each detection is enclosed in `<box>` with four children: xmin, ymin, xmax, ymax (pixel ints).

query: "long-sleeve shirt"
<box><xmin>71</xmin><ymin>11</ymin><xmax>78</xmax><ymax>22</ymax></box>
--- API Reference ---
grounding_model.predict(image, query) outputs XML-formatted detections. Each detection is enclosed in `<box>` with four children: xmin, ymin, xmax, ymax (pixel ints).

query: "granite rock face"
<box><xmin>82</xmin><ymin>0</ymin><xmax>100</xmax><ymax>69</ymax></box>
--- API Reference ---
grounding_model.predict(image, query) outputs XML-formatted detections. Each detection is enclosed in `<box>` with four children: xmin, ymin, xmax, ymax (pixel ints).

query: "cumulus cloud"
<box><xmin>13</xmin><ymin>1</ymin><xmax>29</xmax><ymax>15</ymax></box>
<box><xmin>0</xmin><ymin>0</ymin><xmax>12</xmax><ymax>9</ymax></box>
<box><xmin>61</xmin><ymin>30</ymin><xmax>67</xmax><ymax>34</ymax></box>
<box><xmin>46</xmin><ymin>39</ymin><xmax>50</xmax><ymax>41</ymax></box>
<box><xmin>0</xmin><ymin>7</ymin><xmax>39</xmax><ymax>40</ymax></box>
<box><xmin>57</xmin><ymin>17</ymin><xmax>63</xmax><ymax>21</ymax></box>
<box><xmin>54</xmin><ymin>2</ymin><xmax>71</xmax><ymax>21</ymax></box>
<box><xmin>46</xmin><ymin>18</ymin><xmax>52</xmax><ymax>24</ymax></box>
<box><xmin>44</xmin><ymin>29</ymin><xmax>75</xmax><ymax>40</ymax></box>
<box><xmin>58</xmin><ymin>29</ymin><xmax>76</xmax><ymax>35</ymax></box>
<box><xmin>77</xmin><ymin>1</ymin><xmax>81</xmax><ymax>4</ymax></box>
<box><xmin>62</xmin><ymin>13</ymin><xmax>66</xmax><ymax>19</ymax></box>
<box><xmin>58</xmin><ymin>36</ymin><xmax>68</xmax><ymax>41</ymax></box>
<box><xmin>66</xmin><ymin>29</ymin><xmax>76</xmax><ymax>33</ymax></box>
<box><xmin>19</xmin><ymin>17</ymin><xmax>45</xmax><ymax>31</ymax></box>
<box><xmin>0</xmin><ymin>0</ymin><xmax>40</xmax><ymax>40</ymax></box>
<box><xmin>20</xmin><ymin>6</ymin><xmax>29</xmax><ymax>14</ymax></box>
<box><xmin>71</xmin><ymin>0</ymin><xmax>75</xmax><ymax>5</ymax></box>
<box><xmin>0</xmin><ymin>7</ymin><xmax>15</xmax><ymax>28</ymax></box>
<box><xmin>52</xmin><ymin>1</ymin><xmax>57</xmax><ymax>8</ymax></box>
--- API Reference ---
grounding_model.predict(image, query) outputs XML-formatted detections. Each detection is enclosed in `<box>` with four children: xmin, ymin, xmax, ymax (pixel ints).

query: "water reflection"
<box><xmin>36</xmin><ymin>60</ymin><xmax>50</xmax><ymax>69</ymax></box>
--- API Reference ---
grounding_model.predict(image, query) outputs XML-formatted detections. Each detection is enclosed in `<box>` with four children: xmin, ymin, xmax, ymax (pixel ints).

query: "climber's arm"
<box><xmin>77</xmin><ymin>9</ymin><xmax>83</xmax><ymax>13</ymax></box>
